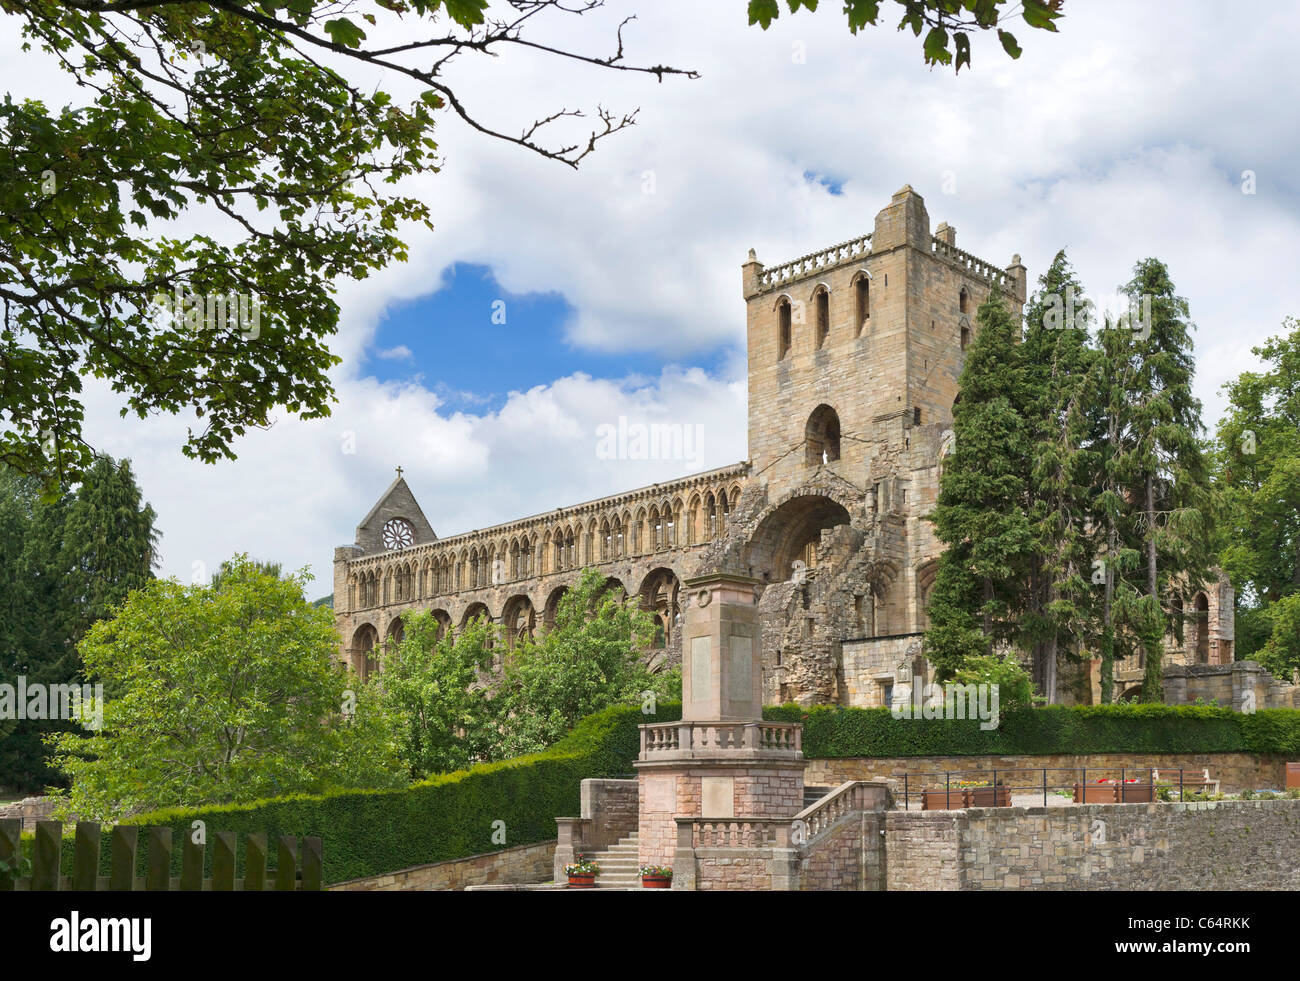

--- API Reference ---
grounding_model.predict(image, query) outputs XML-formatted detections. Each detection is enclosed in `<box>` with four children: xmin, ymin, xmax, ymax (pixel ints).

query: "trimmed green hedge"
<box><xmin>759</xmin><ymin>704</ymin><xmax>1300</xmax><ymax>758</ymax></box>
<box><xmin>25</xmin><ymin>701</ymin><xmax>682</xmax><ymax>884</ymax></box>
<box><xmin>141</xmin><ymin>701</ymin><xmax>681</xmax><ymax>883</ymax></box>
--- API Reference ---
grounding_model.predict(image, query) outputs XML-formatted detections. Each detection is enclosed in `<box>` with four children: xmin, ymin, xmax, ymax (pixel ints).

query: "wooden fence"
<box><xmin>0</xmin><ymin>819</ymin><xmax>322</xmax><ymax>891</ymax></box>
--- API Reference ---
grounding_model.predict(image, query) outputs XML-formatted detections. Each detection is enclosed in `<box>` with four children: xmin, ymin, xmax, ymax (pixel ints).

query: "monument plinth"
<box><xmin>634</xmin><ymin>572</ymin><xmax>805</xmax><ymax>875</ymax></box>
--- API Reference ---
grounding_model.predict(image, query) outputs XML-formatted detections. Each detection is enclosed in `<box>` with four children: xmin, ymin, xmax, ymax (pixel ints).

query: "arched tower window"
<box><xmin>805</xmin><ymin>404</ymin><xmax>842</xmax><ymax>466</ymax></box>
<box><xmin>854</xmin><ymin>273</ymin><xmax>870</xmax><ymax>335</ymax></box>
<box><xmin>959</xmin><ymin>315</ymin><xmax>971</xmax><ymax>351</ymax></box>
<box><xmin>777</xmin><ymin>297</ymin><xmax>792</xmax><ymax>360</ymax></box>
<box><xmin>814</xmin><ymin>287</ymin><xmax>830</xmax><ymax>348</ymax></box>
<box><xmin>959</xmin><ymin>287</ymin><xmax>969</xmax><ymax>314</ymax></box>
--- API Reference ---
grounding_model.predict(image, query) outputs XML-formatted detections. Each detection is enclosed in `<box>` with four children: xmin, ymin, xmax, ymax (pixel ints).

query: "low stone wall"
<box><xmin>885</xmin><ymin>799</ymin><xmax>1300</xmax><ymax>891</ymax></box>
<box><xmin>798</xmin><ymin>810</ymin><xmax>885</xmax><ymax>891</ymax></box>
<box><xmin>807</xmin><ymin>752</ymin><xmax>1292</xmax><ymax>795</ymax></box>
<box><xmin>329</xmin><ymin>840</ymin><xmax>555</xmax><ymax>892</ymax></box>
<box><xmin>581</xmin><ymin>779</ymin><xmax>638</xmax><ymax>852</ymax></box>
<box><xmin>0</xmin><ymin>796</ymin><xmax>57</xmax><ymax>832</ymax></box>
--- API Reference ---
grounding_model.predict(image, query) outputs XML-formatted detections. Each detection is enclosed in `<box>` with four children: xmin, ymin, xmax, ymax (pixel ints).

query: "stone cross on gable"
<box><xmin>395</xmin><ymin>466</ymin><xmax>403</xmax><ymax>478</ymax></box>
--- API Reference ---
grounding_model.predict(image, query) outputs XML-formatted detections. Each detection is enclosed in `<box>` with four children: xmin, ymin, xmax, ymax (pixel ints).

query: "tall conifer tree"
<box><xmin>924</xmin><ymin>286</ymin><xmax>1035</xmax><ymax>676</ymax></box>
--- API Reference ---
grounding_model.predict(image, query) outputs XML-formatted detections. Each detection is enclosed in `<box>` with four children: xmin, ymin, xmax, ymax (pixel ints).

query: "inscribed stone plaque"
<box><xmin>728</xmin><ymin>634</ymin><xmax>753</xmax><ymax>702</ymax></box>
<box><xmin>701</xmin><ymin>777</ymin><xmax>735</xmax><ymax>818</ymax></box>
<box><xmin>690</xmin><ymin>636</ymin><xmax>712</xmax><ymax>704</ymax></box>
<box><xmin>645</xmin><ymin>776</ymin><xmax>675</xmax><ymax>813</ymax></box>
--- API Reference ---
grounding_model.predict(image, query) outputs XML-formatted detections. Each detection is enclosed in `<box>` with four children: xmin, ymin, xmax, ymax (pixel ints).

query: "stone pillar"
<box><xmin>635</xmin><ymin>572</ymin><xmax>806</xmax><ymax>886</ymax></box>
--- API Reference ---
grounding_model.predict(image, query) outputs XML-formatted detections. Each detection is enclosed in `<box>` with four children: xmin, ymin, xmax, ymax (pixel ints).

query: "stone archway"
<box><xmin>502</xmin><ymin>594</ymin><xmax>536</xmax><ymax>648</ymax></box>
<box><xmin>638</xmin><ymin>568</ymin><xmax>681</xmax><ymax>650</ymax></box>
<box><xmin>743</xmin><ymin>493</ymin><xmax>854</xmax><ymax>583</ymax></box>
<box><xmin>350</xmin><ymin>623</ymin><xmax>379</xmax><ymax>681</ymax></box>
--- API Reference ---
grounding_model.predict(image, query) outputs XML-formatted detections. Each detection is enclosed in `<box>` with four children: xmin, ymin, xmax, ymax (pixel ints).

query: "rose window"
<box><xmin>382</xmin><ymin>518</ymin><xmax>414</xmax><ymax>551</ymax></box>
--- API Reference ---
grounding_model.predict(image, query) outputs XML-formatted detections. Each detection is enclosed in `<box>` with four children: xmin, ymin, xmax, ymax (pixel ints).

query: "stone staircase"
<box><xmin>803</xmin><ymin>786</ymin><xmax>834</xmax><ymax>809</ymax></box>
<box><xmin>587</xmin><ymin>832</ymin><xmax>642</xmax><ymax>889</ymax></box>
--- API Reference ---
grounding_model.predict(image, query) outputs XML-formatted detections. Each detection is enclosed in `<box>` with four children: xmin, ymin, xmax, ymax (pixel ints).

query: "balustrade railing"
<box><xmin>639</xmin><ymin>721</ymin><xmax>802</xmax><ymax>758</ymax></box>
<box><xmin>930</xmin><ymin>236</ymin><xmax>1009</xmax><ymax>286</ymax></box>
<box><xmin>758</xmin><ymin>234</ymin><xmax>872</xmax><ymax>289</ymax></box>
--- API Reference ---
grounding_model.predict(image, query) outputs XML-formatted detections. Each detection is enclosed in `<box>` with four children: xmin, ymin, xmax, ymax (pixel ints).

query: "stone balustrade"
<box><xmin>638</xmin><ymin>721</ymin><xmax>803</xmax><ymax>761</ymax></box>
<box><xmin>791</xmin><ymin>780</ymin><xmax>887</xmax><ymax>843</ymax></box>
<box><xmin>676</xmin><ymin>816</ymin><xmax>792</xmax><ymax>850</ymax></box>
<box><xmin>930</xmin><ymin>235</ymin><xmax>1009</xmax><ymax>287</ymax></box>
<box><xmin>757</xmin><ymin>234</ymin><xmax>872</xmax><ymax>289</ymax></box>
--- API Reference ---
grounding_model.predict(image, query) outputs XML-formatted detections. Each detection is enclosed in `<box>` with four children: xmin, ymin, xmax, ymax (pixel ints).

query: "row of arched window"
<box><xmin>775</xmin><ymin>272</ymin><xmax>871</xmax><ymax>360</ymax></box>
<box><xmin>775</xmin><ymin>278</ymin><xmax>976</xmax><ymax>361</ymax></box>
<box><xmin>348</xmin><ymin>485</ymin><xmax>741</xmax><ymax>608</ymax></box>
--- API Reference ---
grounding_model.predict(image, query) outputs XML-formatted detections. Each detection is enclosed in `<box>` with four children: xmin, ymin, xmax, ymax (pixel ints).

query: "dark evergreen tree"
<box><xmin>1019</xmin><ymin>252</ymin><xmax>1102</xmax><ymax>702</ymax></box>
<box><xmin>0</xmin><ymin>456</ymin><xmax>157</xmax><ymax>790</ymax></box>
<box><xmin>924</xmin><ymin>286</ymin><xmax>1036</xmax><ymax>676</ymax></box>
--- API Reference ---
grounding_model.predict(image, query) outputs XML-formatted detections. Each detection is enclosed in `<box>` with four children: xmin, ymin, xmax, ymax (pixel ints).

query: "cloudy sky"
<box><xmin>7</xmin><ymin>1</ymin><xmax>1297</xmax><ymax>593</ymax></box>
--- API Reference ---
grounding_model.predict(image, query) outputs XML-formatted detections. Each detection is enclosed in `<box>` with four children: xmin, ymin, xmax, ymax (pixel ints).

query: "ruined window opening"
<box><xmin>854</xmin><ymin>276</ymin><xmax>869</xmax><ymax>335</ymax></box>
<box><xmin>815</xmin><ymin>288</ymin><xmax>830</xmax><ymax>348</ymax></box>
<box><xmin>805</xmin><ymin>404</ymin><xmax>841</xmax><ymax>466</ymax></box>
<box><xmin>778</xmin><ymin>298</ymin><xmax>792</xmax><ymax>360</ymax></box>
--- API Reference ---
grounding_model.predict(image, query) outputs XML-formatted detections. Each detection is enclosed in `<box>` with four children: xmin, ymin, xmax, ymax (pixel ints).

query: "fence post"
<box><xmin>276</xmin><ymin>836</ymin><xmax>298</xmax><ymax>891</ymax></box>
<box><xmin>302</xmin><ymin>837</ymin><xmax>323</xmax><ymax>892</ymax></box>
<box><xmin>245</xmin><ymin>834</ymin><xmax>267</xmax><ymax>891</ymax></box>
<box><xmin>73</xmin><ymin>822</ymin><xmax>101</xmax><ymax>891</ymax></box>
<box><xmin>1042</xmin><ymin>768</ymin><xmax>1047</xmax><ymax>807</ymax></box>
<box><xmin>0</xmin><ymin>818</ymin><xmax>21</xmax><ymax>892</ymax></box>
<box><xmin>110</xmin><ymin>825</ymin><xmax>138</xmax><ymax>891</ymax></box>
<box><xmin>212</xmin><ymin>832</ymin><xmax>237</xmax><ymax>891</ymax></box>
<box><xmin>181</xmin><ymin>827</ymin><xmax>206</xmax><ymax>891</ymax></box>
<box><xmin>33</xmin><ymin>820</ymin><xmax>62</xmax><ymax>891</ymax></box>
<box><xmin>904</xmin><ymin>773</ymin><xmax>909</xmax><ymax>811</ymax></box>
<box><xmin>146</xmin><ymin>827</ymin><xmax>172</xmax><ymax>891</ymax></box>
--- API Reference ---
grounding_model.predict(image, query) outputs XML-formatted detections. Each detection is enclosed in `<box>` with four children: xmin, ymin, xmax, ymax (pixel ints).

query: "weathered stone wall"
<box><xmin>328</xmin><ymin>840</ymin><xmax>555</xmax><ymax>891</ymax></box>
<box><xmin>797</xmin><ymin>810</ymin><xmax>885</xmax><ymax>891</ymax></box>
<box><xmin>694</xmin><ymin>850</ymin><xmax>776</xmax><ymax>891</ymax></box>
<box><xmin>580</xmin><ymin>778</ymin><xmax>639</xmax><ymax>852</ymax></box>
<box><xmin>637</xmin><ymin>765</ymin><xmax>805</xmax><ymax>868</ymax></box>
<box><xmin>806</xmin><ymin>752</ymin><xmax>1294</xmax><ymax>796</ymax></box>
<box><xmin>885</xmin><ymin>799</ymin><xmax>1300</xmax><ymax>891</ymax></box>
<box><xmin>0</xmin><ymin>796</ymin><xmax>57</xmax><ymax>833</ymax></box>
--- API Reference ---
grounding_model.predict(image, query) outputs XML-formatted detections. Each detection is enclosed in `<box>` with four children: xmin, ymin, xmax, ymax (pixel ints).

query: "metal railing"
<box><xmin>899</xmin><ymin>766</ymin><xmax>1220</xmax><ymax>810</ymax></box>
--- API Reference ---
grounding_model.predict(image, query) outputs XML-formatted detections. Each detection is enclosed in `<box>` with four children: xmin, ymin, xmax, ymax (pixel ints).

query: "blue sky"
<box><xmin>363</xmin><ymin>262</ymin><xmax>735</xmax><ymax>410</ymax></box>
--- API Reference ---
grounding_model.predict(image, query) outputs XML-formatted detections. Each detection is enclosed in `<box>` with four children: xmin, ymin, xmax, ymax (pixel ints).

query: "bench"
<box><xmin>1152</xmin><ymin>768</ymin><xmax>1219</xmax><ymax>796</ymax></box>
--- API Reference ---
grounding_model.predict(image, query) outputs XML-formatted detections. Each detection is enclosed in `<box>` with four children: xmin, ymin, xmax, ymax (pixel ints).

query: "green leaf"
<box><xmin>748</xmin><ymin>0</ymin><xmax>781</xmax><ymax>28</ymax></box>
<box><xmin>997</xmin><ymin>29</ymin><xmax>1022</xmax><ymax>58</ymax></box>
<box><xmin>323</xmin><ymin>18</ymin><xmax>367</xmax><ymax>48</ymax></box>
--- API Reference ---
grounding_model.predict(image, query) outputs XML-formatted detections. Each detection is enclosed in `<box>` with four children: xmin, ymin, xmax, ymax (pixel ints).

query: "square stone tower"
<box><xmin>742</xmin><ymin>185</ymin><xmax>1027</xmax><ymax>504</ymax></box>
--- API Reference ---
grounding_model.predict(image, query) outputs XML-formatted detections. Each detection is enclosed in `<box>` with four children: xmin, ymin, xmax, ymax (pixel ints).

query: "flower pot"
<box><xmin>921</xmin><ymin>788</ymin><xmax>969</xmax><ymax>810</ymax></box>
<box><xmin>567</xmin><ymin>873</ymin><xmax>596</xmax><ymax>888</ymax></box>
<box><xmin>641</xmin><ymin>875</ymin><xmax>671</xmax><ymax>889</ymax></box>
<box><xmin>967</xmin><ymin>786</ymin><xmax>1011</xmax><ymax>808</ymax></box>
<box><xmin>1073</xmin><ymin>783</ymin><xmax>1117</xmax><ymax>804</ymax></box>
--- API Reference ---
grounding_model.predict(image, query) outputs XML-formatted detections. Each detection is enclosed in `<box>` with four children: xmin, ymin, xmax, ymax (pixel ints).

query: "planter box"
<box><xmin>641</xmin><ymin>875</ymin><xmax>671</xmax><ymax>889</ymax></box>
<box><xmin>1073</xmin><ymin>784</ymin><xmax>1117</xmax><ymax>804</ymax></box>
<box><xmin>921</xmin><ymin>788</ymin><xmax>969</xmax><ymax>810</ymax></box>
<box><xmin>967</xmin><ymin>786</ymin><xmax>1011</xmax><ymax>808</ymax></box>
<box><xmin>1117</xmin><ymin>783</ymin><xmax>1155</xmax><ymax>803</ymax></box>
<box><xmin>567</xmin><ymin>873</ymin><xmax>596</xmax><ymax>889</ymax></box>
